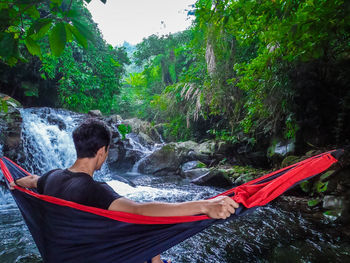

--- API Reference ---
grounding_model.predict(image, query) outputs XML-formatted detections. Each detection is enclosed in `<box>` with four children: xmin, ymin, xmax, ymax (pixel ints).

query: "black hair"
<box><xmin>72</xmin><ymin>119</ymin><xmax>111</xmax><ymax>158</ymax></box>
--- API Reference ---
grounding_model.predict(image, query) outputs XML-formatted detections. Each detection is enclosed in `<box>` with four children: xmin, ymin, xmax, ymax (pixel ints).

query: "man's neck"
<box><xmin>68</xmin><ymin>158</ymin><xmax>97</xmax><ymax>177</ymax></box>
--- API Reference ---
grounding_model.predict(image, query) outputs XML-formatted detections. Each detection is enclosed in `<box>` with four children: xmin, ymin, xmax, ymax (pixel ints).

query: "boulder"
<box><xmin>181</xmin><ymin>161</ymin><xmax>206</xmax><ymax>175</ymax></box>
<box><xmin>123</xmin><ymin>118</ymin><xmax>162</xmax><ymax>143</ymax></box>
<box><xmin>105</xmin><ymin>114</ymin><xmax>123</xmax><ymax>124</ymax></box>
<box><xmin>138</xmin><ymin>132</ymin><xmax>154</xmax><ymax>146</ymax></box>
<box><xmin>191</xmin><ymin>168</ymin><xmax>233</xmax><ymax>187</ymax></box>
<box><xmin>183</xmin><ymin>168</ymin><xmax>210</xmax><ymax>179</ymax></box>
<box><xmin>268</xmin><ymin>138</ymin><xmax>295</xmax><ymax>166</ymax></box>
<box><xmin>138</xmin><ymin>142</ymin><xmax>199</xmax><ymax>176</ymax></box>
<box><xmin>0</xmin><ymin>94</ymin><xmax>23</xmax><ymax>161</ymax></box>
<box><xmin>88</xmin><ymin>110</ymin><xmax>102</xmax><ymax>117</ymax></box>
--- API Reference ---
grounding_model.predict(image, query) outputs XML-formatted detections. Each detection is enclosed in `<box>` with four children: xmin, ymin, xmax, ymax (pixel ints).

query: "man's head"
<box><xmin>72</xmin><ymin>119</ymin><xmax>111</xmax><ymax>159</ymax></box>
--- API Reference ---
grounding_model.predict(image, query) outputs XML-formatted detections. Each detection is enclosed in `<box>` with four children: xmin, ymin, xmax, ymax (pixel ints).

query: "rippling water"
<box><xmin>1</xmin><ymin>108</ymin><xmax>349</xmax><ymax>262</ymax></box>
<box><xmin>1</xmin><ymin>173</ymin><xmax>350</xmax><ymax>263</ymax></box>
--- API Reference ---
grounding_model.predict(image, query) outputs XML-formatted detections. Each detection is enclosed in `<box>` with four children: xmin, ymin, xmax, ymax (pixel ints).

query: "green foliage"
<box><xmin>0</xmin><ymin>0</ymin><xmax>106</xmax><ymax>65</ymax></box>
<box><xmin>0</xmin><ymin>98</ymin><xmax>8</xmax><ymax>113</ymax></box>
<box><xmin>314</xmin><ymin>180</ymin><xmax>329</xmax><ymax>193</ymax></box>
<box><xmin>308</xmin><ymin>198</ymin><xmax>321</xmax><ymax>207</ymax></box>
<box><xmin>300</xmin><ymin>180</ymin><xmax>311</xmax><ymax>193</ymax></box>
<box><xmin>49</xmin><ymin>22</ymin><xmax>66</xmax><ymax>56</ymax></box>
<box><xmin>117</xmin><ymin>124</ymin><xmax>132</xmax><ymax>140</ymax></box>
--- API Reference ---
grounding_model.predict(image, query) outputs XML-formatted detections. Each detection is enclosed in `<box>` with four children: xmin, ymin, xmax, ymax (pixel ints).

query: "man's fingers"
<box><xmin>227</xmin><ymin>205</ymin><xmax>236</xmax><ymax>214</ymax></box>
<box><xmin>222</xmin><ymin>196</ymin><xmax>239</xmax><ymax>208</ymax></box>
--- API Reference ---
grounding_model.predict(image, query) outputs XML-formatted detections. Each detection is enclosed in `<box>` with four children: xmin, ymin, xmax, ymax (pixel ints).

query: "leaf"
<box><xmin>315</xmin><ymin>181</ymin><xmax>328</xmax><ymax>193</ymax></box>
<box><xmin>64</xmin><ymin>24</ymin><xmax>73</xmax><ymax>42</ymax></box>
<box><xmin>25</xmin><ymin>5</ymin><xmax>40</xmax><ymax>19</ymax></box>
<box><xmin>66</xmin><ymin>23</ymin><xmax>87</xmax><ymax>48</ymax></box>
<box><xmin>49</xmin><ymin>22</ymin><xmax>67</xmax><ymax>57</ymax></box>
<box><xmin>320</xmin><ymin>170</ymin><xmax>335</xmax><ymax>181</ymax></box>
<box><xmin>25</xmin><ymin>37</ymin><xmax>41</xmax><ymax>57</ymax></box>
<box><xmin>72</xmin><ymin>19</ymin><xmax>94</xmax><ymax>43</ymax></box>
<box><xmin>29</xmin><ymin>19</ymin><xmax>53</xmax><ymax>40</ymax></box>
<box><xmin>110</xmin><ymin>58</ymin><xmax>121</xmax><ymax>67</ymax></box>
<box><xmin>307</xmin><ymin>199</ymin><xmax>321</xmax><ymax>207</ymax></box>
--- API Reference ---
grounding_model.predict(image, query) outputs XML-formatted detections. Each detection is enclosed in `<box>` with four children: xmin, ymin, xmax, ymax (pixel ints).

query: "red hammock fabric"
<box><xmin>0</xmin><ymin>150</ymin><xmax>341</xmax><ymax>263</ymax></box>
<box><xmin>0</xmin><ymin>150</ymin><xmax>340</xmax><ymax>224</ymax></box>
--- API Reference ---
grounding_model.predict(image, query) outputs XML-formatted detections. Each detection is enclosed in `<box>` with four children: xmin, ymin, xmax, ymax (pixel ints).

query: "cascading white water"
<box><xmin>20</xmin><ymin>108</ymin><xmax>78</xmax><ymax>174</ymax></box>
<box><xmin>20</xmin><ymin>108</ymin><xmax>112</xmax><ymax>181</ymax></box>
<box><xmin>126</xmin><ymin>133</ymin><xmax>163</xmax><ymax>175</ymax></box>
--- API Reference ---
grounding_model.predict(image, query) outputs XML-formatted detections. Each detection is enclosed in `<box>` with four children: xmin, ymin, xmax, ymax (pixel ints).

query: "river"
<box><xmin>0</xmin><ymin>108</ymin><xmax>349</xmax><ymax>262</ymax></box>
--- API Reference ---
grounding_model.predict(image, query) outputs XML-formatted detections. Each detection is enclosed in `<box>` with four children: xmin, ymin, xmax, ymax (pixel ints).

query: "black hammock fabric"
<box><xmin>0</xmin><ymin>149</ymin><xmax>342</xmax><ymax>263</ymax></box>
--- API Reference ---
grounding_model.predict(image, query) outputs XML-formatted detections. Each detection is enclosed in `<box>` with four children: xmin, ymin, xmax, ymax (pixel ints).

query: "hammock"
<box><xmin>0</xmin><ymin>150</ymin><xmax>342</xmax><ymax>263</ymax></box>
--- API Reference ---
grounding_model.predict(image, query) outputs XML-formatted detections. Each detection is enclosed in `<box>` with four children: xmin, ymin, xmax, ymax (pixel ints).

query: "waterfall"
<box><xmin>20</xmin><ymin>108</ymin><xmax>79</xmax><ymax>174</ymax></box>
<box><xmin>127</xmin><ymin>133</ymin><xmax>163</xmax><ymax>175</ymax></box>
<box><xmin>19</xmin><ymin>108</ymin><xmax>111</xmax><ymax>180</ymax></box>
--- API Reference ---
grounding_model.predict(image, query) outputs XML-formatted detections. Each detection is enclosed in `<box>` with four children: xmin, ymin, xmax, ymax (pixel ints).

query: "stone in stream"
<box><xmin>182</xmin><ymin>168</ymin><xmax>211</xmax><ymax>179</ymax></box>
<box><xmin>191</xmin><ymin>168</ymin><xmax>233</xmax><ymax>188</ymax></box>
<box><xmin>181</xmin><ymin>161</ymin><xmax>206</xmax><ymax>175</ymax></box>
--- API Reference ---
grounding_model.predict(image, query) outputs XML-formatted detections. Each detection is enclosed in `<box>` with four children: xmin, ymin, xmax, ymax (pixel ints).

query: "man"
<box><xmin>11</xmin><ymin>119</ymin><xmax>239</xmax><ymax>263</ymax></box>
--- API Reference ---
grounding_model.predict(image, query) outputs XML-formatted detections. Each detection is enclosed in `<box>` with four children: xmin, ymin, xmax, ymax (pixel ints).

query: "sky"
<box><xmin>86</xmin><ymin>0</ymin><xmax>196</xmax><ymax>46</ymax></box>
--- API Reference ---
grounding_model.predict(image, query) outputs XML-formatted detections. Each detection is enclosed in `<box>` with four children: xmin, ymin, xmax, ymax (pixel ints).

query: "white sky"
<box><xmin>86</xmin><ymin>0</ymin><xmax>196</xmax><ymax>46</ymax></box>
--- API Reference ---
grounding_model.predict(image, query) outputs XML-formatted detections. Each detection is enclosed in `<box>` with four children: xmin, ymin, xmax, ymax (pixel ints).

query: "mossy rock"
<box><xmin>0</xmin><ymin>93</ymin><xmax>22</xmax><ymax>109</ymax></box>
<box><xmin>281</xmin><ymin>155</ymin><xmax>300</xmax><ymax>168</ymax></box>
<box><xmin>196</xmin><ymin>161</ymin><xmax>206</xmax><ymax>168</ymax></box>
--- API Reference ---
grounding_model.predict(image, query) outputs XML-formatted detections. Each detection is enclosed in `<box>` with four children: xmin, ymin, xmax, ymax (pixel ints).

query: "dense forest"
<box><xmin>1</xmin><ymin>0</ymin><xmax>349</xmax><ymax>153</ymax></box>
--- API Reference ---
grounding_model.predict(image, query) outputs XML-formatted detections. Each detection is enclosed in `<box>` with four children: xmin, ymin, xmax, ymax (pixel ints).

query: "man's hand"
<box><xmin>202</xmin><ymin>196</ymin><xmax>239</xmax><ymax>219</ymax></box>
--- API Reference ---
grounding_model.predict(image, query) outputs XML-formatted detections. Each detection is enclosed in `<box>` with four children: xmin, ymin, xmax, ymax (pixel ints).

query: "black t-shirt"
<box><xmin>37</xmin><ymin>169</ymin><xmax>122</xmax><ymax>210</ymax></box>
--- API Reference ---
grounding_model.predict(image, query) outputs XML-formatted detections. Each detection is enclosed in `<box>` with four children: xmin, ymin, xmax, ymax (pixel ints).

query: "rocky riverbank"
<box><xmin>1</xmin><ymin>94</ymin><xmax>349</xmax><ymax>234</ymax></box>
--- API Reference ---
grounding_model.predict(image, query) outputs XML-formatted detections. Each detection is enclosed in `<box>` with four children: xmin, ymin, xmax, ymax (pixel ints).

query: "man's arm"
<box><xmin>9</xmin><ymin>175</ymin><xmax>40</xmax><ymax>189</ymax></box>
<box><xmin>10</xmin><ymin>175</ymin><xmax>240</xmax><ymax>219</ymax></box>
<box><xmin>108</xmin><ymin>196</ymin><xmax>239</xmax><ymax>219</ymax></box>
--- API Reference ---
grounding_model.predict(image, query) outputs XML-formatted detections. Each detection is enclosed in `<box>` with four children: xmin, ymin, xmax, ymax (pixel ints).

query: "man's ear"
<box><xmin>96</xmin><ymin>146</ymin><xmax>105</xmax><ymax>156</ymax></box>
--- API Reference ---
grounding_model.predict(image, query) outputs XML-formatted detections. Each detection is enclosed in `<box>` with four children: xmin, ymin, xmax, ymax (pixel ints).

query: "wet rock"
<box><xmin>191</xmin><ymin>168</ymin><xmax>233</xmax><ymax>187</ymax></box>
<box><xmin>138</xmin><ymin>142</ymin><xmax>198</xmax><ymax>176</ymax></box>
<box><xmin>234</xmin><ymin>173</ymin><xmax>257</xmax><ymax>185</ymax></box>
<box><xmin>138</xmin><ymin>132</ymin><xmax>154</xmax><ymax>146</ymax></box>
<box><xmin>107</xmin><ymin>139</ymin><xmax>143</xmax><ymax>172</ymax></box>
<box><xmin>323</xmin><ymin>195</ymin><xmax>344</xmax><ymax>210</ymax></box>
<box><xmin>105</xmin><ymin>114</ymin><xmax>122</xmax><ymax>124</ymax></box>
<box><xmin>281</xmin><ymin>155</ymin><xmax>300</xmax><ymax>168</ymax></box>
<box><xmin>0</xmin><ymin>94</ymin><xmax>23</xmax><ymax>161</ymax></box>
<box><xmin>187</xmin><ymin>150</ymin><xmax>212</xmax><ymax>164</ymax></box>
<box><xmin>181</xmin><ymin>161</ymin><xmax>206</xmax><ymax>175</ymax></box>
<box><xmin>268</xmin><ymin>138</ymin><xmax>295</xmax><ymax>166</ymax></box>
<box><xmin>236</xmin><ymin>146</ymin><xmax>269</xmax><ymax>168</ymax></box>
<box><xmin>88</xmin><ymin>109</ymin><xmax>102</xmax><ymax>117</ymax></box>
<box><xmin>123</xmin><ymin>118</ymin><xmax>162</xmax><ymax>143</ymax></box>
<box><xmin>183</xmin><ymin>168</ymin><xmax>210</xmax><ymax>179</ymax></box>
<box><xmin>196</xmin><ymin>140</ymin><xmax>215</xmax><ymax>155</ymax></box>
<box><xmin>46</xmin><ymin>115</ymin><xmax>66</xmax><ymax>130</ymax></box>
